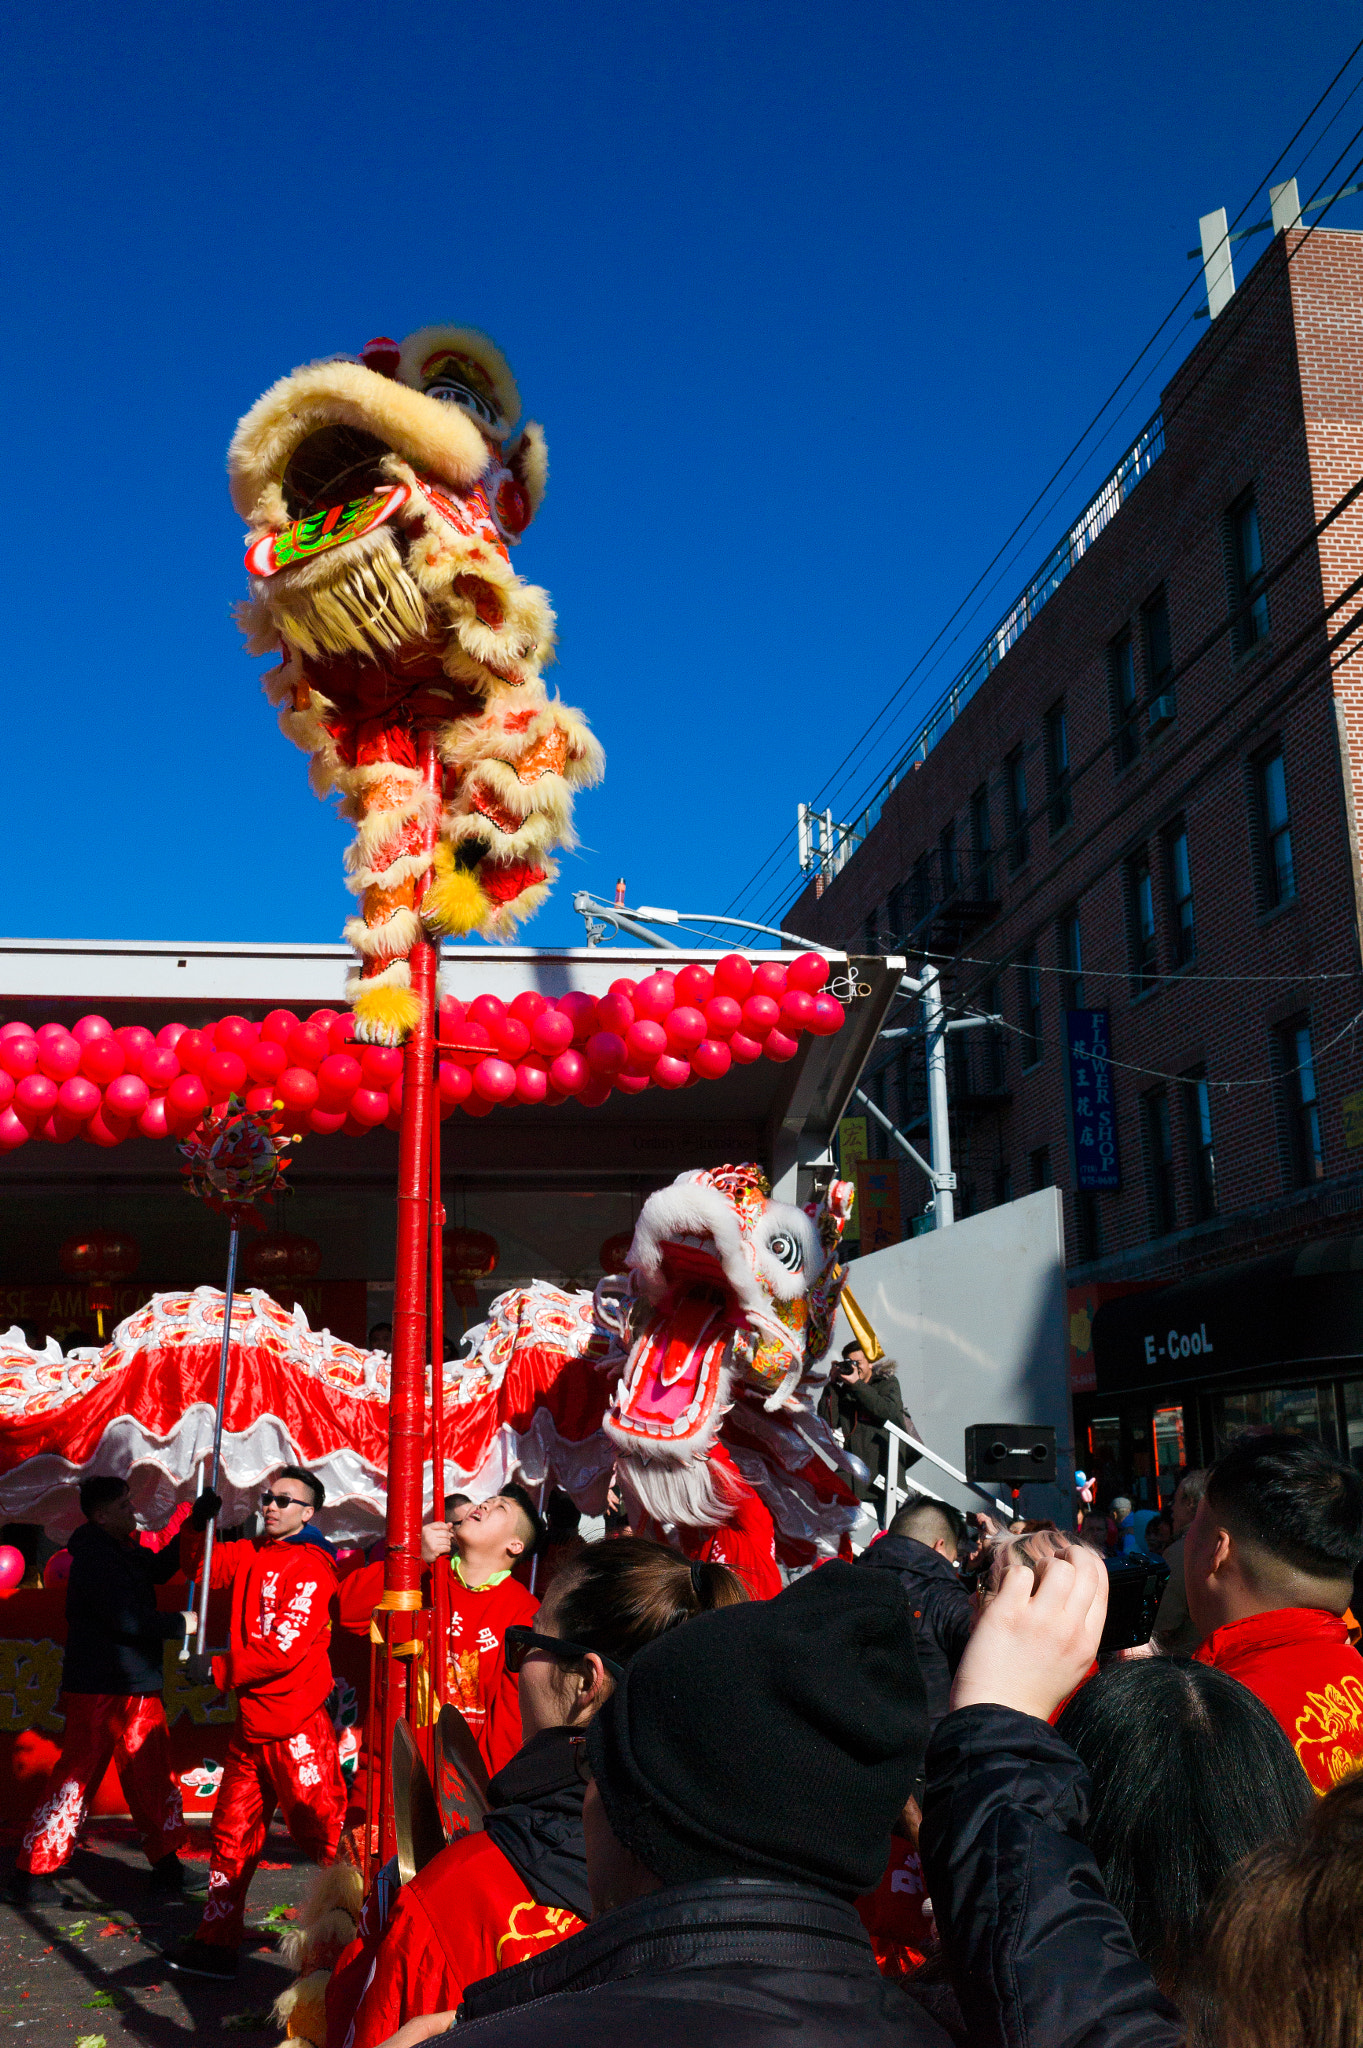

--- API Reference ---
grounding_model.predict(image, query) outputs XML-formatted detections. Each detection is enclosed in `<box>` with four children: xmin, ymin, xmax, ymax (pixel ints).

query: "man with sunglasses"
<box><xmin>166</xmin><ymin>1466</ymin><xmax>346</xmax><ymax>1982</ymax></box>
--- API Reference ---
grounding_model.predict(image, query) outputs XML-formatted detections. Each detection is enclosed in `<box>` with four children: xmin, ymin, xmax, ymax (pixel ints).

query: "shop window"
<box><xmin>1229</xmin><ymin>491</ymin><xmax>1270</xmax><ymax>652</ymax></box>
<box><xmin>1143</xmin><ymin>586</ymin><xmax>1175</xmax><ymax>726</ymax></box>
<box><xmin>1342</xmin><ymin>1381</ymin><xmax>1363</xmax><ymax>1474</ymax></box>
<box><xmin>1165</xmin><ymin>821</ymin><xmax>1195</xmax><ymax>967</ymax></box>
<box><xmin>1126</xmin><ymin>849</ymin><xmax>1158</xmax><ymax>994</ymax></box>
<box><xmin>1029</xmin><ymin>1144</ymin><xmax>1052</xmax><ymax>1190</ymax></box>
<box><xmin>971</xmin><ymin>784</ymin><xmax>994</xmax><ymax>901</ymax></box>
<box><xmin>1184</xmin><ymin>1066</ymin><xmax>1218</xmax><ymax>1219</ymax></box>
<box><xmin>939</xmin><ymin>819</ymin><xmax>958</xmax><ymax>893</ymax></box>
<box><xmin>1152</xmin><ymin>1405</ymin><xmax>1186</xmax><ymax>1507</ymax></box>
<box><xmin>1278</xmin><ymin>1014</ymin><xmax>1324</xmax><ymax>1186</ymax></box>
<box><xmin>1044</xmin><ymin>700</ymin><xmax>1073</xmax><ymax>834</ymax></box>
<box><xmin>1109</xmin><ymin>630</ymin><xmax>1140</xmax><ymax>769</ymax></box>
<box><xmin>1059</xmin><ymin>905</ymin><xmax>1085</xmax><ymax>1011</ymax></box>
<box><xmin>1212</xmin><ymin>1385</ymin><xmax>1338</xmax><ymax>1457</ymax></box>
<box><xmin>1253</xmin><ymin>745</ymin><xmax>1297</xmax><ymax>910</ymax></box>
<box><xmin>1018</xmin><ymin>947</ymin><xmax>1043</xmax><ymax>1068</ymax></box>
<box><xmin>1143</xmin><ymin>1087</ymin><xmax>1176</xmax><ymax>1236</ymax></box>
<box><xmin>1005</xmin><ymin>748</ymin><xmax>1030</xmax><ymax>869</ymax></box>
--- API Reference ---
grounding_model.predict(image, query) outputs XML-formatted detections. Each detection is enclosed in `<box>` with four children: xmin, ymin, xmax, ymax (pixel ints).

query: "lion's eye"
<box><xmin>766</xmin><ymin>1233</ymin><xmax>803</xmax><ymax>1272</ymax></box>
<box><xmin>426</xmin><ymin>378</ymin><xmax>497</xmax><ymax>427</ymax></box>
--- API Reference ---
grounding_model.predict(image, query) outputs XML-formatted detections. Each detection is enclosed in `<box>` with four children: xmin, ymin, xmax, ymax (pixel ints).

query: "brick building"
<box><xmin>789</xmin><ymin>224</ymin><xmax>1363</xmax><ymax>1504</ymax></box>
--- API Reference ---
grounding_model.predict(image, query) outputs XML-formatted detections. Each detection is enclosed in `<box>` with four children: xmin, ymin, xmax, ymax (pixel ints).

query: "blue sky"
<box><xmin>4</xmin><ymin>2</ymin><xmax>1361</xmax><ymax>955</ymax></box>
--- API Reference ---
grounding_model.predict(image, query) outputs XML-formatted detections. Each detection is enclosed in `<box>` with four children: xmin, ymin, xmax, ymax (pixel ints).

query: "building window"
<box><xmin>1165</xmin><ymin>821</ymin><xmax>1195</xmax><ymax>967</ymax></box>
<box><xmin>1109</xmin><ymin>630</ymin><xmax>1139</xmax><ymax>769</ymax></box>
<box><xmin>1229</xmin><ymin>491</ymin><xmax>1270</xmax><ymax>652</ymax></box>
<box><xmin>887</xmin><ymin>883</ymin><xmax>906</xmax><ymax>943</ymax></box>
<box><xmin>971</xmin><ymin>784</ymin><xmax>994</xmax><ymax>901</ymax></box>
<box><xmin>1184</xmin><ymin>1066</ymin><xmax>1218</xmax><ymax>1220</ymax></box>
<box><xmin>981</xmin><ymin>980</ymin><xmax>1005</xmax><ymax>1090</ymax></box>
<box><xmin>939</xmin><ymin>819</ymin><xmax>958</xmax><ymax>894</ymax></box>
<box><xmin>1143</xmin><ymin>1087</ymin><xmax>1177</xmax><ymax>1236</ymax></box>
<box><xmin>909</xmin><ymin>851</ymin><xmax>932</xmax><ymax>927</ymax></box>
<box><xmin>1075</xmin><ymin>1190</ymin><xmax>1102</xmax><ymax>1262</ymax></box>
<box><xmin>862</xmin><ymin>911</ymin><xmax>879</xmax><ymax>954</ymax></box>
<box><xmin>1254</xmin><ymin>745</ymin><xmax>1297</xmax><ymax>909</ymax></box>
<box><xmin>993</xmin><ymin>1163</ymin><xmax>1013</xmax><ymax>1206</ymax></box>
<box><xmin>1059</xmin><ymin>905</ymin><xmax>1085</xmax><ymax>1010</ymax></box>
<box><xmin>1029</xmin><ymin>1144</ymin><xmax>1053</xmax><ymax>1191</ymax></box>
<box><xmin>1005</xmin><ymin>748</ymin><xmax>1030</xmax><ymax>869</ymax></box>
<box><xmin>1143</xmin><ymin>586</ymin><xmax>1175</xmax><ymax>726</ymax></box>
<box><xmin>1279</xmin><ymin>1016</ymin><xmax>1324</xmax><ymax>1186</ymax></box>
<box><xmin>1044</xmin><ymin>700</ymin><xmax>1073</xmax><ymax>834</ymax></box>
<box><xmin>1126</xmin><ymin>850</ymin><xmax>1158</xmax><ymax>994</ymax></box>
<box><xmin>1018</xmin><ymin>946</ymin><xmax>1043</xmax><ymax>1068</ymax></box>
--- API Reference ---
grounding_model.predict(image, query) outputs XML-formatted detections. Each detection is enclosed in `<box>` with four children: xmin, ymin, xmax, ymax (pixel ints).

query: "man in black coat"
<box><xmin>818</xmin><ymin>1343</ymin><xmax>909</xmax><ymax>1501</ymax></box>
<box><xmin>858</xmin><ymin>1492</ymin><xmax>973</xmax><ymax>1727</ymax></box>
<box><xmin>9</xmin><ymin>1477</ymin><xmax>198</xmax><ymax>1906</ymax></box>
<box><xmin>423</xmin><ymin>1550</ymin><xmax>1182</xmax><ymax>2048</ymax></box>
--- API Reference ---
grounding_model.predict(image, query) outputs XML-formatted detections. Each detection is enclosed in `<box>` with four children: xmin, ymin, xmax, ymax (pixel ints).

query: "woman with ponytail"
<box><xmin>340</xmin><ymin>1539</ymin><xmax>745</xmax><ymax>2047</ymax></box>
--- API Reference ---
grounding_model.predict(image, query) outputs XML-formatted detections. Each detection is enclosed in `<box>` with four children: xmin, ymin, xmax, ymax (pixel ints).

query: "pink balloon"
<box><xmin>37</xmin><ymin>1032</ymin><xmax>81</xmax><ymax>1083</ymax></box>
<box><xmin>15</xmin><ymin>1073</ymin><xmax>58</xmax><ymax>1126</ymax></box>
<box><xmin>80</xmin><ymin>1037</ymin><xmax>125</xmax><ymax>1086</ymax></box>
<box><xmin>764</xmin><ymin>1028</ymin><xmax>800</xmax><ymax>1064</ymax></box>
<box><xmin>245</xmin><ymin>1039</ymin><xmax>287</xmax><ymax>1084</ymax></box>
<box><xmin>509</xmin><ymin>990</ymin><xmax>549</xmax><ymax>1026</ymax></box>
<box><xmin>514</xmin><ymin>1060</ymin><xmax>549</xmax><ymax>1105</ymax></box>
<box><xmin>275</xmin><ymin>1067</ymin><xmax>320</xmax><ymax>1113</ymax></box>
<box><xmin>0</xmin><ymin>1036</ymin><xmax>38</xmax><ymax>1080</ymax></box>
<box><xmin>309</xmin><ymin>1106</ymin><xmax>348</xmax><ymax>1135</ymax></box>
<box><xmin>71</xmin><ymin>1014</ymin><xmax>114</xmax><ymax>1046</ymax></box>
<box><xmin>665</xmin><ymin>1006</ymin><xmax>706</xmax><ymax>1053</ymax></box>
<box><xmin>327</xmin><ymin>1013</ymin><xmax>357</xmax><ymax>1053</ymax></box>
<box><xmin>0</xmin><ymin>1072</ymin><xmax>13</xmax><ymax>1112</ymax></box>
<box><xmin>752</xmin><ymin>961</ymin><xmax>788</xmax><ymax>999</ymax></box>
<box><xmin>0</xmin><ymin>1022</ymin><xmax>33</xmax><ymax>1043</ymax></box>
<box><xmin>577</xmin><ymin>1074</ymin><xmax>612</xmax><ymax>1108</ymax></box>
<box><xmin>586</xmin><ymin>1031</ymin><xmax>626</xmax><ymax>1075</ymax></box>
<box><xmin>349</xmin><ymin>1087</ymin><xmax>389</xmax><ymax>1127</ymax></box>
<box><xmin>116</xmin><ymin>1025</ymin><xmax>156</xmax><ymax>1070</ymax></box>
<box><xmin>461</xmin><ymin>1092</ymin><xmax>495</xmax><ymax>1118</ymax></box>
<box><xmin>691</xmin><ymin>1039</ymin><xmax>732</xmax><ymax>1081</ymax></box>
<box><xmin>531</xmin><ymin>1009</ymin><xmax>574</xmax><ymax>1055</ymax></box>
<box><xmin>317</xmin><ymin>1053</ymin><xmax>362</xmax><ymax>1103</ymax></box>
<box><xmin>437</xmin><ymin>1060</ymin><xmax>472</xmax><ymax>1108</ymax></box>
<box><xmin>787</xmin><ymin>951</ymin><xmax>830</xmax><ymax>994</ymax></box>
<box><xmin>613</xmin><ymin>1071</ymin><xmax>651</xmax><ymax>1095</ymax></box>
<box><xmin>780</xmin><ymin>989</ymin><xmax>817</xmax><ymax>1032</ymax></box>
<box><xmin>0</xmin><ymin>1546</ymin><xmax>24</xmax><ymax>1592</ymax></box>
<box><xmin>42</xmin><ymin>1550</ymin><xmax>71</xmax><ymax>1589</ymax></box>
<box><xmin>675</xmin><ymin>964</ymin><xmax>714</xmax><ymax>1008</ymax></box>
<box><xmin>548</xmin><ymin>1049</ymin><xmax>588</xmax><ymax>1096</ymax></box>
<box><xmin>594</xmin><ymin>992</ymin><xmax>635</xmax><ymax>1036</ymax></box>
<box><xmin>468</xmin><ymin>993</ymin><xmax>508</xmax><ymax>1033</ymax></box>
<box><xmin>0</xmin><ymin>1108</ymin><xmax>29</xmax><ymax>1151</ymax></box>
<box><xmin>166</xmin><ymin>1073</ymin><xmax>209</xmax><ymax>1124</ymax></box>
<box><xmin>652</xmin><ymin>1054</ymin><xmax>691</xmax><ymax>1090</ymax></box>
<box><xmin>491</xmin><ymin>1016</ymin><xmax>532</xmax><ymax>1060</ymax></box>
<box><xmin>360</xmin><ymin>1044</ymin><xmax>403</xmax><ymax>1089</ymax></box>
<box><xmin>557</xmin><ymin>992</ymin><xmax>598</xmax><ymax>1042</ymax></box>
<box><xmin>713</xmin><ymin>954</ymin><xmax>754</xmax><ymax>1000</ymax></box>
<box><xmin>728</xmin><ymin>1031</ymin><xmax>764</xmax><ymax>1065</ymax></box>
<box><xmin>57</xmin><ymin>1075</ymin><xmax>101</xmax><ymax>1121</ymax></box>
<box><xmin>86</xmin><ymin>1108</ymin><xmax>132</xmax><ymax>1147</ymax></box>
<box><xmin>473</xmin><ymin>1058</ymin><xmax>517</xmax><ymax>1103</ymax></box>
<box><xmin>809</xmin><ymin>994</ymin><xmax>846</xmax><ymax>1036</ymax></box>
<box><xmin>703</xmin><ymin>996</ymin><xmax>742</xmax><ymax>1041</ymax></box>
<box><xmin>633</xmin><ymin>973</ymin><xmax>677</xmax><ymax>1024</ymax></box>
<box><xmin>607</xmin><ymin>978</ymin><xmax>639</xmax><ymax>1001</ymax></box>
<box><xmin>138</xmin><ymin>1096</ymin><xmax>170</xmax><ymax>1140</ymax></box>
<box><xmin>741</xmin><ymin>994</ymin><xmax>781</xmax><ymax>1035</ymax></box>
<box><xmin>625</xmin><ymin>1019</ymin><xmax>667</xmax><ymax>1066</ymax></box>
<box><xmin>105</xmin><ymin>1073</ymin><xmax>151</xmax><ymax>1118</ymax></box>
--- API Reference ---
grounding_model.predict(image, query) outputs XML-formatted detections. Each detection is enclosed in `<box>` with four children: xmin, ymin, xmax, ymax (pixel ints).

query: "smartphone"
<box><xmin>1098</xmin><ymin>1553</ymin><xmax>1171</xmax><ymax>1654</ymax></box>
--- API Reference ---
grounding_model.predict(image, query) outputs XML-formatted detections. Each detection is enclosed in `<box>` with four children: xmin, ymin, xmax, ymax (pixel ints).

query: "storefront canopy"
<box><xmin>1091</xmin><ymin>1236</ymin><xmax>1363</xmax><ymax>1394</ymax></box>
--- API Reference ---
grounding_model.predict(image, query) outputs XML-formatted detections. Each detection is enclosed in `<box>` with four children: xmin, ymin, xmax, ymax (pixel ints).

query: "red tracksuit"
<box><xmin>20</xmin><ymin>1695</ymin><xmax>185</xmax><ymax>1875</ymax></box>
<box><xmin>339</xmin><ymin>1561</ymin><xmax>537</xmax><ymax>1776</ymax></box>
<box><xmin>183</xmin><ymin>1531</ymin><xmax>347</xmax><ymax>1947</ymax></box>
<box><xmin>345</xmin><ymin>1830</ymin><xmax>584</xmax><ymax>2048</ymax></box>
<box><xmin>1197</xmin><ymin>1606</ymin><xmax>1363</xmax><ymax>1793</ymax></box>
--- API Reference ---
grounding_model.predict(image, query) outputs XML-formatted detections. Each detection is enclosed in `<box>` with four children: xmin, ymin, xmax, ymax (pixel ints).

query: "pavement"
<box><xmin>0</xmin><ymin>1818</ymin><xmax>305</xmax><ymax>2045</ymax></box>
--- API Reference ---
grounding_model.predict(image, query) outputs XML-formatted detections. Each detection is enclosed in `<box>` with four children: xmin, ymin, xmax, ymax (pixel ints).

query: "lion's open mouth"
<box><xmin>610</xmin><ymin>1233</ymin><xmax>744</xmax><ymax>1448</ymax></box>
<box><xmin>282</xmin><ymin>425</ymin><xmax>396</xmax><ymax>518</ymax></box>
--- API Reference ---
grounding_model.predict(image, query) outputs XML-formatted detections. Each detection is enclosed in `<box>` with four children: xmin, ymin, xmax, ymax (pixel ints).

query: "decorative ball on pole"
<box><xmin>58</xmin><ymin>1229</ymin><xmax>140</xmax><ymax>1339</ymax></box>
<box><xmin>444</xmin><ymin>1226</ymin><xmax>499</xmax><ymax>1311</ymax></box>
<box><xmin>598</xmin><ymin>1232</ymin><xmax>633</xmax><ymax>1274</ymax></box>
<box><xmin>241</xmin><ymin>1230</ymin><xmax>322</xmax><ymax>1310</ymax></box>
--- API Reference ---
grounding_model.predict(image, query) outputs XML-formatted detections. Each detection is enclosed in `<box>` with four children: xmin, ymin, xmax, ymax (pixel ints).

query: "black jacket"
<box><xmin>818</xmin><ymin>1369</ymin><xmax>907</xmax><ymax>1499</ymax></box>
<box><xmin>434</xmin><ymin>1706</ymin><xmax>1182</xmax><ymax>2048</ymax></box>
<box><xmin>482</xmin><ymin>1725</ymin><xmax>591</xmax><ymax>1922</ymax></box>
<box><xmin>858</xmin><ymin>1532</ymin><xmax>973</xmax><ymax>1728</ymax></box>
<box><xmin>62</xmin><ymin>1522</ymin><xmax>187</xmax><ymax>1696</ymax></box>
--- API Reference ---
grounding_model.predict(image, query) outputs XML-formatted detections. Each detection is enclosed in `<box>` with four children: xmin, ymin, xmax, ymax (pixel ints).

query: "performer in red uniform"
<box><xmin>167</xmin><ymin>1467</ymin><xmax>347</xmax><ymax>1981</ymax></box>
<box><xmin>334</xmin><ymin>1539</ymin><xmax>747</xmax><ymax>2048</ymax></box>
<box><xmin>338</xmin><ymin>1486</ymin><xmax>543</xmax><ymax>1776</ymax></box>
<box><xmin>9</xmin><ymin>1476</ymin><xmax>196</xmax><ymax>1906</ymax></box>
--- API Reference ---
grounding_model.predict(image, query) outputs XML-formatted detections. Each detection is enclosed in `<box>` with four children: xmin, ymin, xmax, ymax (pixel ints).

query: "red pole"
<box><xmin>429</xmin><ymin>1105</ymin><xmax>450</xmax><ymax>1722</ymax></box>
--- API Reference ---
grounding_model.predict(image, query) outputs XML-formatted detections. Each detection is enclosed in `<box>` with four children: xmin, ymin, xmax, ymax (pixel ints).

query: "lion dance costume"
<box><xmin>231</xmin><ymin>329</ymin><xmax>603</xmax><ymax>1044</ymax></box>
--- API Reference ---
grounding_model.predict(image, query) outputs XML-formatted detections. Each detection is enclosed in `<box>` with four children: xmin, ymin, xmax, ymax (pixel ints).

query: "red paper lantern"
<box><xmin>444</xmin><ymin>1226</ymin><xmax>500</xmax><ymax>1309</ymax></box>
<box><xmin>58</xmin><ymin>1230</ymin><xmax>140</xmax><ymax>1338</ymax></box>
<box><xmin>242</xmin><ymin>1230</ymin><xmax>322</xmax><ymax>1307</ymax></box>
<box><xmin>599</xmin><ymin>1231</ymin><xmax>633</xmax><ymax>1271</ymax></box>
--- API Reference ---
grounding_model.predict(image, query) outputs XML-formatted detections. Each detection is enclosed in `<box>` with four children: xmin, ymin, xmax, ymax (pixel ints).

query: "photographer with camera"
<box><xmin>818</xmin><ymin>1344</ymin><xmax>909</xmax><ymax>1503</ymax></box>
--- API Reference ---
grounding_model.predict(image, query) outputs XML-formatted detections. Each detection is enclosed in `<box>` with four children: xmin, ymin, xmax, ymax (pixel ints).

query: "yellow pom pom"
<box><xmin>423</xmin><ymin>858</ymin><xmax>492</xmax><ymax>938</ymax></box>
<box><xmin>352</xmin><ymin>984</ymin><xmax>421</xmax><ymax>1045</ymax></box>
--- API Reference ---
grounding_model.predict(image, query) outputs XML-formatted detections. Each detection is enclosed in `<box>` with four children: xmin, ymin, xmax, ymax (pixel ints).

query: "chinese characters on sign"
<box><xmin>1065</xmin><ymin>1010</ymin><xmax>1121</xmax><ymax>1192</ymax></box>
<box><xmin>855</xmin><ymin>1162</ymin><xmax>903</xmax><ymax>1252</ymax></box>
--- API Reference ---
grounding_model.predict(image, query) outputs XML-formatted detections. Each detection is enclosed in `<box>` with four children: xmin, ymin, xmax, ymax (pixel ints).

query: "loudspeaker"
<box><xmin>964</xmin><ymin>1423</ymin><xmax>1057</xmax><ymax>1486</ymax></box>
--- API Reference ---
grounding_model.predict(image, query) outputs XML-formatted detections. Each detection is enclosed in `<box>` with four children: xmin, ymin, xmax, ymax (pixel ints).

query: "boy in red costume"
<box><xmin>338</xmin><ymin>1487</ymin><xmax>541</xmax><ymax>1776</ymax></box>
<box><xmin>1187</xmin><ymin>1432</ymin><xmax>1363</xmax><ymax>1793</ymax></box>
<box><xmin>167</xmin><ymin>1466</ymin><xmax>347</xmax><ymax>1980</ymax></box>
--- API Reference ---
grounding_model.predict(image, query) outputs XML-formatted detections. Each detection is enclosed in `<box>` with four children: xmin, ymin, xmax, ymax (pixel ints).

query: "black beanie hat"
<box><xmin>585</xmin><ymin>1559</ymin><xmax>928</xmax><ymax>1900</ymax></box>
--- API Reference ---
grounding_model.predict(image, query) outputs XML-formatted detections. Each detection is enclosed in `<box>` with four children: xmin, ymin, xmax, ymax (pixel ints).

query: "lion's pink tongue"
<box><xmin>628</xmin><ymin>1293</ymin><xmax>727</xmax><ymax>1425</ymax></box>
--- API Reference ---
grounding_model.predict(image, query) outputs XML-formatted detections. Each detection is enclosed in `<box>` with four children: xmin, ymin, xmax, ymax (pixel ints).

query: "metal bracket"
<box><xmin>854</xmin><ymin>1087</ymin><xmax>955</xmax><ymax>1192</ymax></box>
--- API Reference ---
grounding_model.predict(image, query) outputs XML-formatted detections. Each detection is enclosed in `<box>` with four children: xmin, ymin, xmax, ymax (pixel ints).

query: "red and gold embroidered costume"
<box><xmin>19</xmin><ymin>1694</ymin><xmax>185</xmax><ymax>1876</ymax></box>
<box><xmin>1196</xmin><ymin>1606</ymin><xmax>1363</xmax><ymax>1793</ymax></box>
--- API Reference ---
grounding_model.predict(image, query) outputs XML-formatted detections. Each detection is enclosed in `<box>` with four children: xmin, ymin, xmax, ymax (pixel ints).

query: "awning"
<box><xmin>1090</xmin><ymin>1235</ymin><xmax>1363</xmax><ymax>1395</ymax></box>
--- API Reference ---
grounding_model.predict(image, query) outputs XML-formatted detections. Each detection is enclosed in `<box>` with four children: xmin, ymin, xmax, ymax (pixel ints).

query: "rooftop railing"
<box><xmin>800</xmin><ymin>410</ymin><xmax>1165</xmax><ymax>882</ymax></box>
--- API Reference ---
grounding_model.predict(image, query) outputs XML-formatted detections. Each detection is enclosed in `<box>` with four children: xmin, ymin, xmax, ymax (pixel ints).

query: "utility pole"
<box><xmin>921</xmin><ymin>963</ymin><xmax>954</xmax><ymax>1228</ymax></box>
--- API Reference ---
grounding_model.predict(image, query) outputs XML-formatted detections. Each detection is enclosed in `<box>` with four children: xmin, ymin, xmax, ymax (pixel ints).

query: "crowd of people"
<box><xmin>6</xmin><ymin>1425</ymin><xmax>1363</xmax><ymax>2046</ymax></box>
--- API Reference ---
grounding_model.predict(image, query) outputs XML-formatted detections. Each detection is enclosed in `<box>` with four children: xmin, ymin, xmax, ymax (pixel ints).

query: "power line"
<box><xmin>984</xmin><ymin>1001</ymin><xmax>1363</xmax><ymax>1095</ymax></box>
<box><xmin>723</xmin><ymin>41</ymin><xmax>1363</xmax><ymax>926</ymax></box>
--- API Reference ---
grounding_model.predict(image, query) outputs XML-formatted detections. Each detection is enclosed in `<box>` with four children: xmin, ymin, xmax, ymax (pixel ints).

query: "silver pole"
<box><xmin>921</xmin><ymin>964</ymin><xmax>955</xmax><ymax>1228</ymax></box>
<box><xmin>194</xmin><ymin>1222</ymin><xmax>240</xmax><ymax>1650</ymax></box>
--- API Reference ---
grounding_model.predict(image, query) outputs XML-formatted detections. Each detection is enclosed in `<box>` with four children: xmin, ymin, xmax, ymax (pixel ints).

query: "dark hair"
<box><xmin>1175</xmin><ymin>1466</ymin><xmax>1207</xmax><ymax>1508</ymax></box>
<box><xmin>545</xmin><ymin>1489</ymin><xmax>581</xmax><ymax>1540</ymax></box>
<box><xmin>79</xmin><ymin>1476</ymin><xmax>129</xmax><ymax>1518</ymax></box>
<box><xmin>276</xmin><ymin>1465</ymin><xmax>325</xmax><ymax>1510</ymax></box>
<box><xmin>1202</xmin><ymin>1769</ymin><xmax>1363</xmax><ymax>2047</ymax></box>
<box><xmin>502</xmin><ymin>1481</ymin><xmax>546</xmax><ymax>1555</ymax></box>
<box><xmin>888</xmin><ymin>1493</ymin><xmax>964</xmax><ymax>1548</ymax></box>
<box><xmin>1205</xmin><ymin>1431</ymin><xmax>1363</xmax><ymax>1580</ymax></box>
<box><xmin>548</xmin><ymin>1536</ymin><xmax>747</xmax><ymax>1666</ymax></box>
<box><xmin>1056</xmin><ymin>1658</ymin><xmax>1312</xmax><ymax>2002</ymax></box>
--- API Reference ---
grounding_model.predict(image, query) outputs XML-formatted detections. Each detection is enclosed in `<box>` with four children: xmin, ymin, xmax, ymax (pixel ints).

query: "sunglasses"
<box><xmin>503</xmin><ymin>1624</ymin><xmax>624</xmax><ymax>1683</ymax></box>
<box><xmin>260</xmin><ymin>1491</ymin><xmax>311</xmax><ymax>1510</ymax></box>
